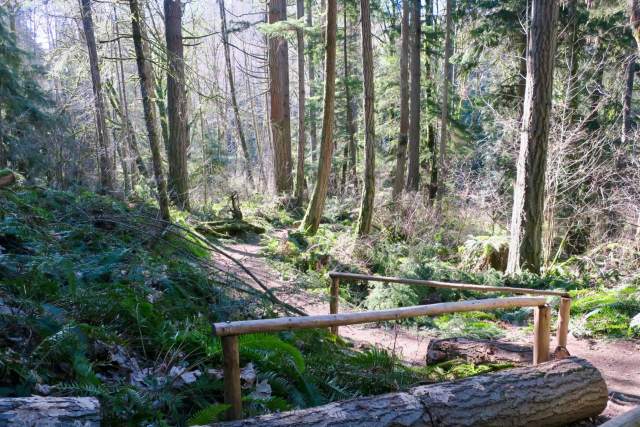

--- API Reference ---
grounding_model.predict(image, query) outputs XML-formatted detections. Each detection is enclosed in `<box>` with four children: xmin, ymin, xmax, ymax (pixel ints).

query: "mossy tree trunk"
<box><xmin>301</xmin><ymin>0</ymin><xmax>338</xmax><ymax>235</ymax></box>
<box><xmin>294</xmin><ymin>0</ymin><xmax>307</xmax><ymax>205</ymax></box>
<box><xmin>405</xmin><ymin>0</ymin><xmax>421</xmax><ymax>191</ymax></box>
<box><xmin>129</xmin><ymin>0</ymin><xmax>171</xmax><ymax>222</ymax></box>
<box><xmin>356</xmin><ymin>0</ymin><xmax>375</xmax><ymax>236</ymax></box>
<box><xmin>392</xmin><ymin>0</ymin><xmax>410</xmax><ymax>200</ymax></box>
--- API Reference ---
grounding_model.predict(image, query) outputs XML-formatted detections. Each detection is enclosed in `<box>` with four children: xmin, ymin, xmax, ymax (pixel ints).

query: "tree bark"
<box><xmin>622</xmin><ymin>54</ymin><xmax>636</xmax><ymax>145</ymax></box>
<box><xmin>406</xmin><ymin>0</ymin><xmax>421</xmax><ymax>191</ymax></box>
<box><xmin>80</xmin><ymin>0</ymin><xmax>116</xmax><ymax>194</ymax></box>
<box><xmin>164</xmin><ymin>0</ymin><xmax>190</xmax><ymax>210</ymax></box>
<box><xmin>219</xmin><ymin>0</ymin><xmax>254</xmax><ymax>187</ymax></box>
<box><xmin>129</xmin><ymin>0</ymin><xmax>171</xmax><ymax>221</ymax></box>
<box><xmin>301</xmin><ymin>0</ymin><xmax>338</xmax><ymax>235</ymax></box>
<box><xmin>426</xmin><ymin>337</ymin><xmax>533</xmax><ymax>365</ymax></box>
<box><xmin>392</xmin><ymin>0</ymin><xmax>410</xmax><ymax>200</ymax></box>
<box><xmin>437</xmin><ymin>0</ymin><xmax>452</xmax><ymax>199</ymax></box>
<box><xmin>269</xmin><ymin>0</ymin><xmax>293</xmax><ymax>194</ymax></box>
<box><xmin>307</xmin><ymin>0</ymin><xmax>318</xmax><ymax>163</ymax></box>
<box><xmin>0</xmin><ymin>396</ymin><xmax>100</xmax><ymax>426</ymax></box>
<box><xmin>215</xmin><ymin>357</ymin><xmax>607</xmax><ymax>427</ymax></box>
<box><xmin>507</xmin><ymin>0</ymin><xmax>559</xmax><ymax>274</ymax></box>
<box><xmin>630</xmin><ymin>0</ymin><xmax>640</xmax><ymax>52</ymax></box>
<box><xmin>294</xmin><ymin>0</ymin><xmax>307</xmax><ymax>205</ymax></box>
<box><xmin>343</xmin><ymin>3</ymin><xmax>358</xmax><ymax>193</ymax></box>
<box><xmin>356</xmin><ymin>0</ymin><xmax>375</xmax><ymax>236</ymax></box>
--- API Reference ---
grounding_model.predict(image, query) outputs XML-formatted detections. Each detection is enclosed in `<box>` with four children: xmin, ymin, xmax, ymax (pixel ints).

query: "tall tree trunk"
<box><xmin>425</xmin><ymin>0</ymin><xmax>438</xmax><ymax>201</ymax></box>
<box><xmin>269</xmin><ymin>0</ymin><xmax>293</xmax><ymax>194</ymax></box>
<box><xmin>343</xmin><ymin>3</ymin><xmax>358</xmax><ymax>192</ymax></box>
<box><xmin>219</xmin><ymin>0</ymin><xmax>254</xmax><ymax>187</ymax></box>
<box><xmin>164</xmin><ymin>0</ymin><xmax>190</xmax><ymax>209</ymax></box>
<box><xmin>507</xmin><ymin>0</ymin><xmax>559</xmax><ymax>274</ymax></box>
<box><xmin>301</xmin><ymin>0</ymin><xmax>338</xmax><ymax>235</ymax></box>
<box><xmin>622</xmin><ymin>54</ymin><xmax>636</xmax><ymax>145</ymax></box>
<box><xmin>155</xmin><ymin>77</ymin><xmax>170</xmax><ymax>157</ymax></box>
<box><xmin>406</xmin><ymin>0</ymin><xmax>421</xmax><ymax>191</ymax></box>
<box><xmin>392</xmin><ymin>0</ymin><xmax>410</xmax><ymax>200</ymax></box>
<box><xmin>295</xmin><ymin>0</ymin><xmax>307</xmax><ymax>204</ymax></box>
<box><xmin>437</xmin><ymin>0</ymin><xmax>453</xmax><ymax>199</ymax></box>
<box><xmin>356</xmin><ymin>0</ymin><xmax>375</xmax><ymax>236</ymax></box>
<box><xmin>307</xmin><ymin>0</ymin><xmax>318</xmax><ymax>163</ymax></box>
<box><xmin>113</xmin><ymin>7</ymin><xmax>133</xmax><ymax>193</ymax></box>
<box><xmin>129</xmin><ymin>0</ymin><xmax>171</xmax><ymax>221</ymax></box>
<box><xmin>80</xmin><ymin>0</ymin><xmax>115</xmax><ymax>194</ymax></box>
<box><xmin>630</xmin><ymin>0</ymin><xmax>640</xmax><ymax>52</ymax></box>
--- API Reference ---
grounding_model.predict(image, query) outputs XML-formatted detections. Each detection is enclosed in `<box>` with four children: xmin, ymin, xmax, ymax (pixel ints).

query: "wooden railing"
<box><xmin>328</xmin><ymin>271</ymin><xmax>571</xmax><ymax>347</ymax></box>
<box><xmin>213</xmin><ymin>285</ymin><xmax>565</xmax><ymax>420</ymax></box>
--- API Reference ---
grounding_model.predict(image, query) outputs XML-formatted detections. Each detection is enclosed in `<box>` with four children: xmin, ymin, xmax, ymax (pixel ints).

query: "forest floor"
<box><xmin>213</xmin><ymin>229</ymin><xmax>640</xmax><ymax>422</ymax></box>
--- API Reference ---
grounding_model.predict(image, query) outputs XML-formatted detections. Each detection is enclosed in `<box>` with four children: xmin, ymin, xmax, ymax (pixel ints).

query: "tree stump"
<box><xmin>211</xmin><ymin>357</ymin><xmax>607</xmax><ymax>427</ymax></box>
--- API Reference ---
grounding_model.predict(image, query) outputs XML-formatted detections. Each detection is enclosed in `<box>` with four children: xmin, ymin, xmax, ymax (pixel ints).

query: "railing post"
<box><xmin>221</xmin><ymin>335</ymin><xmax>242</xmax><ymax>420</ymax></box>
<box><xmin>330</xmin><ymin>276</ymin><xmax>339</xmax><ymax>335</ymax></box>
<box><xmin>533</xmin><ymin>304</ymin><xmax>551</xmax><ymax>364</ymax></box>
<box><xmin>556</xmin><ymin>297</ymin><xmax>571</xmax><ymax>350</ymax></box>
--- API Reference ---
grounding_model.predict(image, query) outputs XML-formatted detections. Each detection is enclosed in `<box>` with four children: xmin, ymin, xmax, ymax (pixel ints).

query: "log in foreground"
<box><xmin>0</xmin><ymin>396</ymin><xmax>100</xmax><ymax>426</ymax></box>
<box><xmin>600</xmin><ymin>405</ymin><xmax>640</xmax><ymax>427</ymax></box>
<box><xmin>210</xmin><ymin>357</ymin><xmax>607</xmax><ymax>427</ymax></box>
<box><xmin>426</xmin><ymin>337</ymin><xmax>533</xmax><ymax>365</ymax></box>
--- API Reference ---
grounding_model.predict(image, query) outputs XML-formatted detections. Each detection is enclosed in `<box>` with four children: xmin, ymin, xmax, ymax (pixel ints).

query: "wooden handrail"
<box><xmin>213</xmin><ymin>296</ymin><xmax>546</xmax><ymax>336</ymax></box>
<box><xmin>328</xmin><ymin>271</ymin><xmax>571</xmax><ymax>298</ymax></box>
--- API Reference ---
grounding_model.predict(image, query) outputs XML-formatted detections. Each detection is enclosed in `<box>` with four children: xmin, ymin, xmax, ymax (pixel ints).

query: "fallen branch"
<box><xmin>0</xmin><ymin>396</ymin><xmax>100</xmax><ymax>425</ymax></box>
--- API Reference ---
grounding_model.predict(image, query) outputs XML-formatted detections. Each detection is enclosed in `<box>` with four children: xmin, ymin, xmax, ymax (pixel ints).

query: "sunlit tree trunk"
<box><xmin>164</xmin><ymin>0</ymin><xmax>190</xmax><ymax>209</ymax></box>
<box><xmin>406</xmin><ymin>0</ymin><xmax>421</xmax><ymax>191</ymax></box>
<box><xmin>437</xmin><ymin>0</ymin><xmax>453</xmax><ymax>200</ymax></box>
<box><xmin>294</xmin><ymin>0</ymin><xmax>307</xmax><ymax>205</ymax></box>
<box><xmin>301</xmin><ymin>0</ymin><xmax>338</xmax><ymax>235</ymax></box>
<box><xmin>392</xmin><ymin>0</ymin><xmax>410</xmax><ymax>200</ymax></box>
<box><xmin>357</xmin><ymin>0</ymin><xmax>375</xmax><ymax>236</ymax></box>
<box><xmin>507</xmin><ymin>0</ymin><xmax>559</xmax><ymax>274</ymax></box>
<box><xmin>307</xmin><ymin>0</ymin><xmax>318</xmax><ymax>163</ymax></box>
<box><xmin>129</xmin><ymin>0</ymin><xmax>171</xmax><ymax>221</ymax></box>
<box><xmin>269</xmin><ymin>0</ymin><xmax>293</xmax><ymax>194</ymax></box>
<box><xmin>219</xmin><ymin>0</ymin><xmax>254</xmax><ymax>187</ymax></box>
<box><xmin>80</xmin><ymin>0</ymin><xmax>115</xmax><ymax>194</ymax></box>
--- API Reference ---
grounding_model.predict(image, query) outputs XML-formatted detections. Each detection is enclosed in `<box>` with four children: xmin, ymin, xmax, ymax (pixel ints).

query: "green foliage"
<box><xmin>433</xmin><ymin>312</ymin><xmax>504</xmax><ymax>340</ymax></box>
<box><xmin>187</xmin><ymin>404</ymin><xmax>230</xmax><ymax>426</ymax></box>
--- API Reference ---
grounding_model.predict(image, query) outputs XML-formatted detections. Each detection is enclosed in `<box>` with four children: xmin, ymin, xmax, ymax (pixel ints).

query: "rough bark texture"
<box><xmin>343</xmin><ymin>3</ymin><xmax>358</xmax><ymax>193</ymax></box>
<box><xmin>630</xmin><ymin>0</ymin><xmax>640</xmax><ymax>51</ymax></box>
<box><xmin>219</xmin><ymin>0</ymin><xmax>254</xmax><ymax>186</ymax></box>
<box><xmin>0</xmin><ymin>396</ymin><xmax>101</xmax><ymax>426</ymax></box>
<box><xmin>164</xmin><ymin>0</ymin><xmax>190</xmax><ymax>210</ymax></box>
<box><xmin>406</xmin><ymin>0</ymin><xmax>421</xmax><ymax>191</ymax></box>
<box><xmin>426</xmin><ymin>337</ymin><xmax>532</xmax><ymax>365</ymax></box>
<box><xmin>622</xmin><ymin>54</ymin><xmax>636</xmax><ymax>145</ymax></box>
<box><xmin>307</xmin><ymin>0</ymin><xmax>317</xmax><ymax>163</ymax></box>
<box><xmin>268</xmin><ymin>0</ymin><xmax>293</xmax><ymax>194</ymax></box>
<box><xmin>301</xmin><ymin>0</ymin><xmax>337</xmax><ymax>235</ymax></box>
<box><xmin>213</xmin><ymin>357</ymin><xmax>607</xmax><ymax>427</ymax></box>
<box><xmin>356</xmin><ymin>0</ymin><xmax>375</xmax><ymax>236</ymax></box>
<box><xmin>129</xmin><ymin>0</ymin><xmax>171</xmax><ymax>221</ymax></box>
<box><xmin>507</xmin><ymin>0</ymin><xmax>559</xmax><ymax>274</ymax></box>
<box><xmin>294</xmin><ymin>0</ymin><xmax>306</xmax><ymax>204</ymax></box>
<box><xmin>80</xmin><ymin>0</ymin><xmax>115</xmax><ymax>194</ymax></box>
<box><xmin>437</xmin><ymin>0</ymin><xmax>452</xmax><ymax>199</ymax></box>
<box><xmin>392</xmin><ymin>0</ymin><xmax>410</xmax><ymax>200</ymax></box>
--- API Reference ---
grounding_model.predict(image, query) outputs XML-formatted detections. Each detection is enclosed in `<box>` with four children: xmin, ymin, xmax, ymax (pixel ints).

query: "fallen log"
<box><xmin>426</xmin><ymin>337</ymin><xmax>532</xmax><ymax>365</ymax></box>
<box><xmin>600</xmin><ymin>405</ymin><xmax>640</xmax><ymax>427</ymax></box>
<box><xmin>0</xmin><ymin>396</ymin><xmax>100</xmax><ymax>426</ymax></box>
<box><xmin>211</xmin><ymin>357</ymin><xmax>607</xmax><ymax>427</ymax></box>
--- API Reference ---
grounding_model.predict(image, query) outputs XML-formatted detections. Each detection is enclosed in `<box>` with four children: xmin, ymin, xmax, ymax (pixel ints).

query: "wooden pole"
<box><xmin>556</xmin><ymin>297</ymin><xmax>571</xmax><ymax>349</ymax></box>
<box><xmin>330</xmin><ymin>276</ymin><xmax>339</xmax><ymax>335</ymax></box>
<box><xmin>328</xmin><ymin>271</ymin><xmax>570</xmax><ymax>298</ymax></box>
<box><xmin>533</xmin><ymin>305</ymin><xmax>551</xmax><ymax>364</ymax></box>
<box><xmin>214</xmin><ymin>296</ymin><xmax>547</xmax><ymax>336</ymax></box>
<box><xmin>221</xmin><ymin>335</ymin><xmax>242</xmax><ymax>420</ymax></box>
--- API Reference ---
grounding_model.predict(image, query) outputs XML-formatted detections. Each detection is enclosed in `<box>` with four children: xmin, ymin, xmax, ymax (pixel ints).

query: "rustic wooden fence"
<box><xmin>214</xmin><ymin>271</ymin><xmax>572</xmax><ymax>421</ymax></box>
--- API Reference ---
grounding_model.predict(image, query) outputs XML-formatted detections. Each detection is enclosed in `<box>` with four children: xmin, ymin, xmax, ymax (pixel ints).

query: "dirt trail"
<box><xmin>213</xmin><ymin>233</ymin><xmax>640</xmax><ymax>421</ymax></box>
